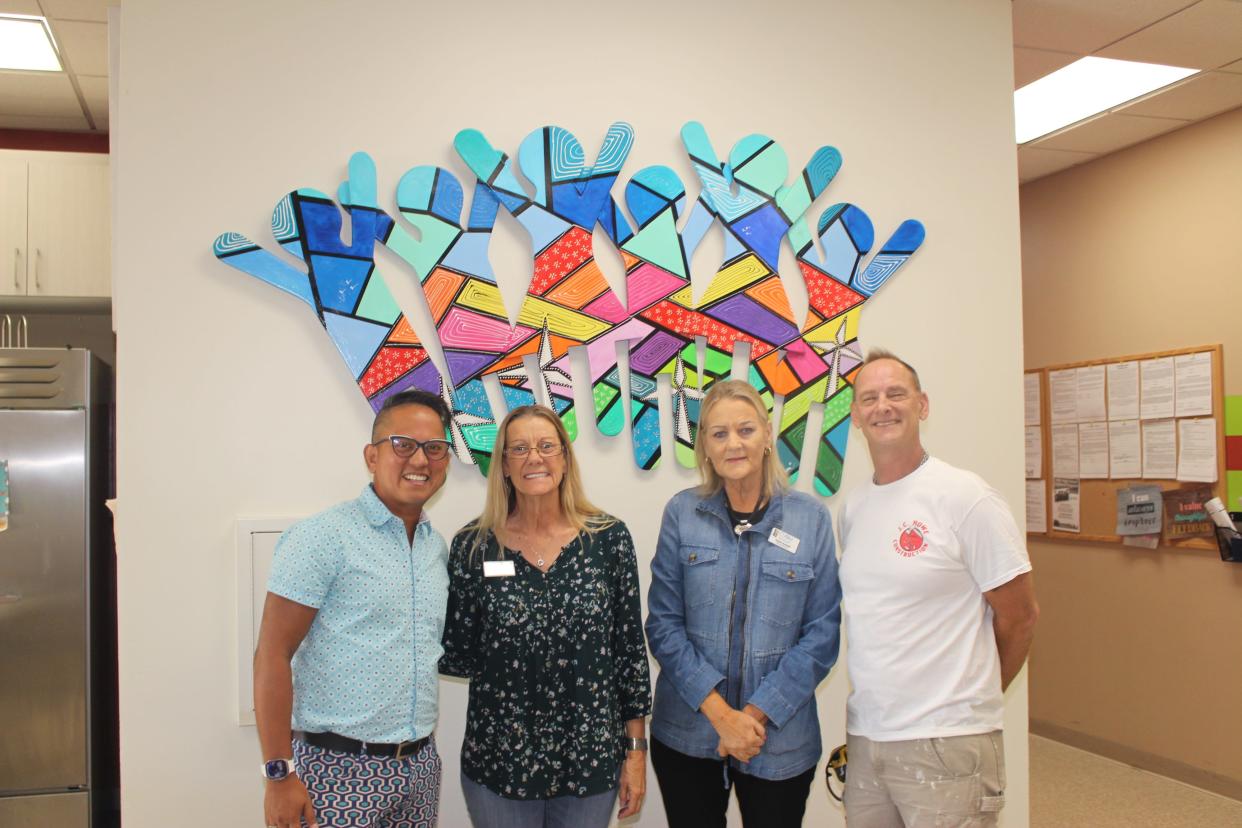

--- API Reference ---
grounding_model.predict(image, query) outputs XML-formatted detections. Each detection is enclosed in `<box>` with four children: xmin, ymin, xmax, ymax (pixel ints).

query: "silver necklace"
<box><xmin>875</xmin><ymin>451</ymin><xmax>929</xmax><ymax>484</ymax></box>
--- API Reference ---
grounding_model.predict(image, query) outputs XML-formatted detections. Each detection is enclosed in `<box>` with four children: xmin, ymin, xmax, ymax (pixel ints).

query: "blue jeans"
<box><xmin>460</xmin><ymin>770</ymin><xmax>618</xmax><ymax>828</ymax></box>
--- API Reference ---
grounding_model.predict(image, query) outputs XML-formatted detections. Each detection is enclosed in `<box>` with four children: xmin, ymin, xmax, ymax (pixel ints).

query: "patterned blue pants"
<box><xmin>292</xmin><ymin>738</ymin><xmax>441</xmax><ymax>828</ymax></box>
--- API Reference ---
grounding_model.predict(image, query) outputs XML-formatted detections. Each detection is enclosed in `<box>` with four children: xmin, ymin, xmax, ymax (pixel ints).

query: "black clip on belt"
<box><xmin>296</xmin><ymin>730</ymin><xmax>430</xmax><ymax>760</ymax></box>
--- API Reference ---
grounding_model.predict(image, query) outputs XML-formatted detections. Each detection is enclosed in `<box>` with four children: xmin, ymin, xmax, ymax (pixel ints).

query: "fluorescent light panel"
<box><xmin>1015</xmin><ymin>57</ymin><xmax>1197</xmax><ymax>144</ymax></box>
<box><xmin>0</xmin><ymin>15</ymin><xmax>61</xmax><ymax>72</ymax></box>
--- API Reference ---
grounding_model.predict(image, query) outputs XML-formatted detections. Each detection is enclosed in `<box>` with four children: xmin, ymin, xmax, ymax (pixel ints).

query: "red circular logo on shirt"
<box><xmin>893</xmin><ymin>520</ymin><xmax>929</xmax><ymax>557</ymax></box>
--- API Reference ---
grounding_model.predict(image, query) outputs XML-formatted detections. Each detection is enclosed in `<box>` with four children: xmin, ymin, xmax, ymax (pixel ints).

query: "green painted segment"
<box><xmin>781</xmin><ymin>383</ymin><xmax>819</xmax><ymax>425</ymax></box>
<box><xmin>465</xmin><ymin>424</ymin><xmax>497</xmax><ymax>453</ymax></box>
<box><xmin>1225</xmin><ymin>395</ymin><xmax>1242</xmax><ymax>436</ymax></box>
<box><xmin>784</xmin><ymin>413</ymin><xmax>808</xmax><ymax>451</ymax></box>
<box><xmin>387</xmin><ymin>217</ymin><xmax>461</xmax><ymax>280</ymax></box>
<box><xmin>815</xmin><ymin>440</ymin><xmax>844</xmax><ymax>497</ymax></box>
<box><xmin>823</xmin><ymin>385</ymin><xmax>853</xmax><ymax>425</ymax></box>
<box><xmin>599</xmin><ymin>394</ymin><xmax>627</xmax><ymax>435</ymax></box>
<box><xmin>622</xmin><ymin>208</ymin><xmax>686</xmax><ymax>278</ymax></box>
<box><xmin>356</xmin><ymin>276</ymin><xmax>401</xmax><ymax>324</ymax></box>
<box><xmin>675</xmin><ymin>442</ymin><xmax>697</xmax><ymax>469</ymax></box>
<box><xmin>562</xmin><ymin>408</ymin><xmax>579</xmax><ymax>442</ymax></box>
<box><xmin>1228</xmin><ymin>470</ymin><xmax>1242</xmax><ymax>511</ymax></box>
<box><xmin>747</xmin><ymin>365</ymin><xmax>773</xmax><ymax>408</ymax></box>
<box><xmin>475</xmin><ymin>453</ymin><xmax>492</xmax><ymax>477</ymax></box>
<box><xmin>703</xmin><ymin>347</ymin><xmax>732</xmax><ymax>376</ymax></box>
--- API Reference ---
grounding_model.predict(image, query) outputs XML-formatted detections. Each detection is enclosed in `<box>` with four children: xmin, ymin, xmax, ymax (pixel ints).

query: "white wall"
<box><xmin>114</xmin><ymin>1</ymin><xmax>1027</xmax><ymax>825</ymax></box>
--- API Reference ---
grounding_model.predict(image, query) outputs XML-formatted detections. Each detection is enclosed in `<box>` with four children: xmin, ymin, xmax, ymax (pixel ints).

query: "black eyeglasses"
<box><xmin>503</xmin><ymin>441</ymin><xmax>564</xmax><ymax>458</ymax></box>
<box><xmin>372</xmin><ymin>435</ymin><xmax>453</xmax><ymax>461</ymax></box>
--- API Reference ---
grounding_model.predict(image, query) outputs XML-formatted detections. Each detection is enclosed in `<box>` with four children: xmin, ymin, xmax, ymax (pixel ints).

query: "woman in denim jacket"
<box><xmin>646</xmin><ymin>380</ymin><xmax>842</xmax><ymax>827</ymax></box>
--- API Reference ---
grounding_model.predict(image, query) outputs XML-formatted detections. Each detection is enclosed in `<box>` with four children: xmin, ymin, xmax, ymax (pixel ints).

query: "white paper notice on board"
<box><xmin>1024</xmin><ymin>373</ymin><xmax>1041</xmax><ymax>426</ymax></box>
<box><xmin>1140</xmin><ymin>357</ymin><xmax>1175</xmax><ymax>420</ymax></box>
<box><xmin>1174</xmin><ymin>352</ymin><xmax>1212</xmax><ymax>417</ymax></box>
<box><xmin>1075</xmin><ymin>365</ymin><xmax>1107</xmax><ymax>422</ymax></box>
<box><xmin>1078</xmin><ymin>421</ymin><xmax>1109</xmax><ymax>479</ymax></box>
<box><xmin>1026</xmin><ymin>480</ymin><xmax>1047</xmax><ymax>533</ymax></box>
<box><xmin>1049</xmin><ymin>369</ymin><xmax>1078</xmax><ymax>423</ymax></box>
<box><xmin>1108</xmin><ymin>419</ymin><xmax>1141</xmax><ymax>478</ymax></box>
<box><xmin>1051</xmin><ymin>423</ymin><xmax>1079</xmax><ymax>477</ymax></box>
<box><xmin>1052</xmin><ymin>477</ymin><xmax>1080</xmax><ymax>533</ymax></box>
<box><xmin>1107</xmin><ymin>361</ymin><xmax>1139</xmax><ymax>421</ymax></box>
<box><xmin>1142</xmin><ymin>418</ymin><xmax>1176</xmax><ymax>478</ymax></box>
<box><xmin>1176</xmin><ymin>417</ymin><xmax>1218</xmax><ymax>482</ymax></box>
<box><xmin>1025</xmin><ymin>426</ymin><xmax>1042</xmax><ymax>479</ymax></box>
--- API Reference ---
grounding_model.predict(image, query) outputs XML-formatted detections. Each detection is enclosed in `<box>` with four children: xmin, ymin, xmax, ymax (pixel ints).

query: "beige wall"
<box><xmin>115</xmin><ymin>1</ymin><xmax>1028</xmax><ymax>825</ymax></box>
<box><xmin>1021</xmin><ymin>106</ymin><xmax>1242</xmax><ymax>798</ymax></box>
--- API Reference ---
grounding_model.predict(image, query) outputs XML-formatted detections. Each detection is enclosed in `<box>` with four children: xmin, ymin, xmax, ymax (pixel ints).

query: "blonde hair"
<box><xmin>468</xmin><ymin>405</ymin><xmax>614</xmax><ymax>557</ymax></box>
<box><xmin>694</xmin><ymin>380</ymin><xmax>789</xmax><ymax>501</ymax></box>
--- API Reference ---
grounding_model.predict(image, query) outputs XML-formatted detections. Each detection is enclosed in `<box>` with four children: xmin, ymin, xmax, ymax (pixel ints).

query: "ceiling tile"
<box><xmin>48</xmin><ymin>19</ymin><xmax>107</xmax><ymax>76</ymax></box>
<box><xmin>1014</xmin><ymin>47</ymin><xmax>1082</xmax><ymax>89</ymax></box>
<box><xmin>0</xmin><ymin>113</ymin><xmax>89</xmax><ymax>130</ymax></box>
<box><xmin>1017</xmin><ymin>146</ymin><xmax>1097</xmax><ymax>183</ymax></box>
<box><xmin>0</xmin><ymin>0</ymin><xmax>41</xmax><ymax>14</ymax></box>
<box><xmin>41</xmin><ymin>0</ymin><xmax>109</xmax><ymax>22</ymax></box>
<box><xmin>1118</xmin><ymin>70</ymin><xmax>1242</xmax><ymax>119</ymax></box>
<box><xmin>1012</xmin><ymin>0</ymin><xmax>1197</xmax><ymax>54</ymax></box>
<box><xmin>0</xmin><ymin>70</ymin><xmax>83</xmax><ymax>117</ymax></box>
<box><xmin>1030</xmin><ymin>112</ymin><xmax>1189</xmax><ymax>153</ymax></box>
<box><xmin>76</xmin><ymin>73</ymin><xmax>106</xmax><ymax>125</ymax></box>
<box><xmin>1096</xmin><ymin>0</ymin><xmax>1242</xmax><ymax>69</ymax></box>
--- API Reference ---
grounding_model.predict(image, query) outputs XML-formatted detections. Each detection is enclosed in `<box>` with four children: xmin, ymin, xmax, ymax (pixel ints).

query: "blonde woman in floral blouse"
<box><xmin>440</xmin><ymin>404</ymin><xmax>652</xmax><ymax>828</ymax></box>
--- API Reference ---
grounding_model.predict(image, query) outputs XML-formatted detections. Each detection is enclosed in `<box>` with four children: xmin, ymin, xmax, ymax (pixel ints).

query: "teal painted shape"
<box><xmin>356</xmin><ymin>276</ymin><xmax>401</xmax><ymax>324</ymax></box>
<box><xmin>345</xmin><ymin>152</ymin><xmax>379</xmax><ymax>208</ymax></box>
<box><xmin>212</xmin><ymin>236</ymin><xmax>315</xmax><ymax>310</ymax></box>
<box><xmin>729</xmin><ymin>135</ymin><xmax>786</xmax><ymax>197</ymax></box>
<box><xmin>518</xmin><ymin>206</ymin><xmax>574</xmax><ymax>253</ymax></box>
<box><xmin>396</xmin><ymin>166</ymin><xmax>442</xmax><ymax>213</ymax></box>
<box><xmin>454</xmin><ymin>129</ymin><xmax>509</xmax><ymax>186</ymax></box>
<box><xmin>622</xmin><ymin>207</ymin><xmax>686</xmax><ymax>278</ymax></box>
<box><xmin>324</xmin><ymin>312</ymin><xmax>389</xmax><ymax>377</ymax></box>
<box><xmin>598</xmin><ymin>386</ymin><xmax>628</xmax><ymax>436</ymax></box>
<box><xmin>442</xmin><ymin>232</ymin><xmax>496</xmax><ymax>282</ymax></box>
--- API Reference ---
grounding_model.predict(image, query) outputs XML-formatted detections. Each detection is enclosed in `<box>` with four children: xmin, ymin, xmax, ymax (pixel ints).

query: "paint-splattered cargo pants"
<box><xmin>843</xmin><ymin>731</ymin><xmax>1005</xmax><ymax>827</ymax></box>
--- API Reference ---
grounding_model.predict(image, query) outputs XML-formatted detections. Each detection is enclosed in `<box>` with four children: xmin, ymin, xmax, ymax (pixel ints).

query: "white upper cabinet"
<box><xmin>0</xmin><ymin>151</ymin><xmax>111</xmax><ymax>299</ymax></box>
<box><xmin>0</xmin><ymin>158</ymin><xmax>28</xmax><ymax>297</ymax></box>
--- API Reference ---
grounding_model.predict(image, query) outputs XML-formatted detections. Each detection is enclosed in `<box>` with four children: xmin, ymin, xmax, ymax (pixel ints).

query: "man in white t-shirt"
<box><xmin>839</xmin><ymin>350</ymin><xmax>1039</xmax><ymax>827</ymax></box>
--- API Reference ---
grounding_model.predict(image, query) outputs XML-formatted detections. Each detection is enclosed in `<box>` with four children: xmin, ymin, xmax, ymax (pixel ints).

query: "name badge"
<box><xmin>483</xmin><ymin>560</ymin><xmax>516</xmax><ymax>578</ymax></box>
<box><xmin>769</xmin><ymin>527</ymin><xmax>800</xmax><ymax>554</ymax></box>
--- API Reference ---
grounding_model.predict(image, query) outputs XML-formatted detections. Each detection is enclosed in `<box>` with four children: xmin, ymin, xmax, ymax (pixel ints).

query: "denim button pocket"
<box><xmin>757</xmin><ymin>561</ymin><xmax>814</xmax><ymax>627</ymax></box>
<box><xmin>682</xmin><ymin>546</ymin><xmax>720</xmax><ymax>608</ymax></box>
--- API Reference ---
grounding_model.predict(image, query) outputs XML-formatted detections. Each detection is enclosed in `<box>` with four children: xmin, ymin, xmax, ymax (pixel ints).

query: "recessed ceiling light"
<box><xmin>0</xmin><ymin>14</ymin><xmax>62</xmax><ymax>72</ymax></box>
<box><xmin>1014</xmin><ymin>56</ymin><xmax>1198</xmax><ymax>144</ymax></box>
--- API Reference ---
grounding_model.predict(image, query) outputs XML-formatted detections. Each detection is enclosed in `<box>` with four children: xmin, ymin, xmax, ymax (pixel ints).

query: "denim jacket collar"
<box><xmin>695</xmin><ymin>486</ymin><xmax>786</xmax><ymax>534</ymax></box>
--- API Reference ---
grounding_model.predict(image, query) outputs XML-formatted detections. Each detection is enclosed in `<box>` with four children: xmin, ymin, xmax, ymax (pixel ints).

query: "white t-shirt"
<box><xmin>839</xmin><ymin>457</ymin><xmax>1031</xmax><ymax>741</ymax></box>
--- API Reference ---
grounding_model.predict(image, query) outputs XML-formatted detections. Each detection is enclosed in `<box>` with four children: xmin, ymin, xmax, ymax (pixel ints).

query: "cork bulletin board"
<box><xmin>1025</xmin><ymin>344</ymin><xmax>1225</xmax><ymax>551</ymax></box>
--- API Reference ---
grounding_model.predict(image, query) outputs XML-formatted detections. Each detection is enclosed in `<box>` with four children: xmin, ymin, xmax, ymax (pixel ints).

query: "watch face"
<box><xmin>264</xmin><ymin>759</ymin><xmax>289</xmax><ymax>779</ymax></box>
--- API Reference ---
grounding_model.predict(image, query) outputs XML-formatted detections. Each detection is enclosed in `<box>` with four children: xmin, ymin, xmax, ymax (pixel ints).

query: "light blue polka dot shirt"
<box><xmin>268</xmin><ymin>484</ymin><xmax>448</xmax><ymax>743</ymax></box>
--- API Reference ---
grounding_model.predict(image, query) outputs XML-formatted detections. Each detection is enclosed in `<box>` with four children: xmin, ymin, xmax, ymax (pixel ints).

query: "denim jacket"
<box><xmin>645</xmin><ymin>486</ymin><xmax>842</xmax><ymax>780</ymax></box>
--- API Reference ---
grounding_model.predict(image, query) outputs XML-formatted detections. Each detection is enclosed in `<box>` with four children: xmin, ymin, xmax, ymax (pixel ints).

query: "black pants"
<box><xmin>651</xmin><ymin>737</ymin><xmax>817</xmax><ymax>828</ymax></box>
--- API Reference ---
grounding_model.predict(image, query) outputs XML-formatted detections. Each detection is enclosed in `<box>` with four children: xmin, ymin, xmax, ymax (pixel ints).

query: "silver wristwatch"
<box><xmin>624</xmin><ymin>737</ymin><xmax>648</xmax><ymax>752</ymax></box>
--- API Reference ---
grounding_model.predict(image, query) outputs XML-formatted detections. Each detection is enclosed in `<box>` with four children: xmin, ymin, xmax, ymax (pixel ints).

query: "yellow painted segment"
<box><xmin>516</xmin><ymin>296</ymin><xmax>612</xmax><ymax>340</ymax></box>
<box><xmin>698</xmin><ymin>255</ymin><xmax>769</xmax><ymax>307</ymax></box>
<box><xmin>456</xmin><ymin>279</ymin><xmax>509</xmax><ymax>317</ymax></box>
<box><xmin>668</xmin><ymin>285</ymin><xmax>694</xmax><ymax>308</ymax></box>
<box><xmin>805</xmin><ymin>306</ymin><xmax>861</xmax><ymax>345</ymax></box>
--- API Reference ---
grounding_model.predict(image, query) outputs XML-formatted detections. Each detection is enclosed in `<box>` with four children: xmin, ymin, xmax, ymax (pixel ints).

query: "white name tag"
<box><xmin>769</xmin><ymin>527</ymin><xmax>800</xmax><ymax>554</ymax></box>
<box><xmin>483</xmin><ymin>560</ymin><xmax>516</xmax><ymax>578</ymax></box>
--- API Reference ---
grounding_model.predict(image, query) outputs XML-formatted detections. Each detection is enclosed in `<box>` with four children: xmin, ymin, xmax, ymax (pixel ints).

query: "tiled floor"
<box><xmin>1030</xmin><ymin>735</ymin><xmax>1242</xmax><ymax>827</ymax></box>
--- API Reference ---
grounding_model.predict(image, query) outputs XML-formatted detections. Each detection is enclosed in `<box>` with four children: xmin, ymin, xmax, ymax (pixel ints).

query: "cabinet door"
<box><xmin>0</xmin><ymin>159</ymin><xmax>27</xmax><ymax>297</ymax></box>
<box><xmin>27</xmin><ymin>157</ymin><xmax>110</xmax><ymax>297</ymax></box>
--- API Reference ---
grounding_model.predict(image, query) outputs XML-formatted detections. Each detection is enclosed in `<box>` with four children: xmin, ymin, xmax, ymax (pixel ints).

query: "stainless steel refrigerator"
<box><xmin>0</xmin><ymin>348</ymin><xmax>118</xmax><ymax>827</ymax></box>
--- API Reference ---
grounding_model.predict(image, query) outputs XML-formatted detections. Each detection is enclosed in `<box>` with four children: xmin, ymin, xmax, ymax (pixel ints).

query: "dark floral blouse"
<box><xmin>440</xmin><ymin>518</ymin><xmax>651</xmax><ymax>799</ymax></box>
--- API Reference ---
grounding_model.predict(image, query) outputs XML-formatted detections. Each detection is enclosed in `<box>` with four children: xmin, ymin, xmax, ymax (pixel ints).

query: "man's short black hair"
<box><xmin>372</xmin><ymin>389</ymin><xmax>451</xmax><ymax>440</ymax></box>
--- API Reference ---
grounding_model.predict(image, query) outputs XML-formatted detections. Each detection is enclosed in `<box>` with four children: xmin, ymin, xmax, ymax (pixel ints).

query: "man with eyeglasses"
<box><xmin>253</xmin><ymin>389</ymin><xmax>455</xmax><ymax>828</ymax></box>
